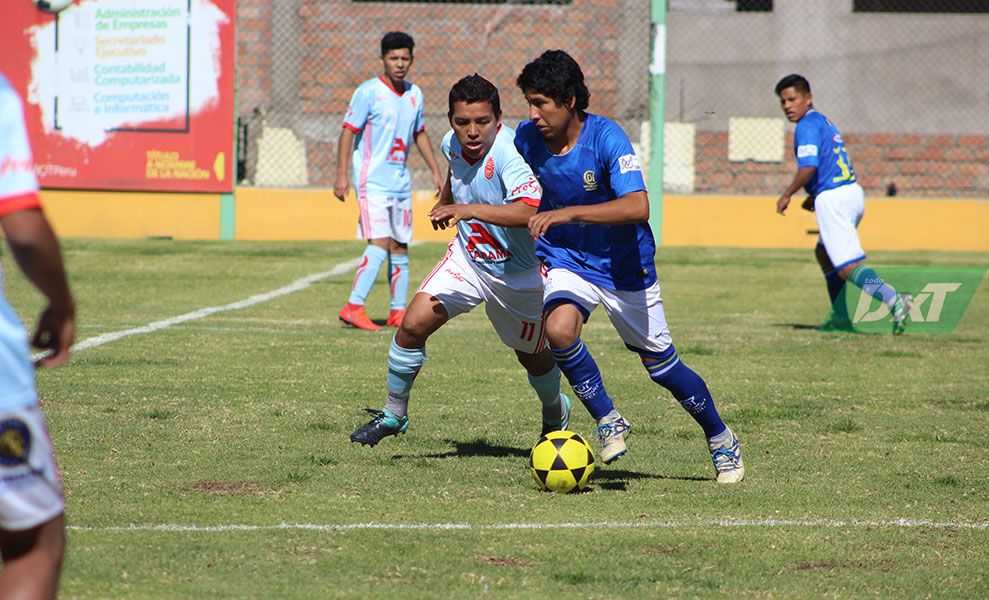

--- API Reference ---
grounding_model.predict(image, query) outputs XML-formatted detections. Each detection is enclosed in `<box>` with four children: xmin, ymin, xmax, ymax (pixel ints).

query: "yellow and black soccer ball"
<box><xmin>529</xmin><ymin>430</ymin><xmax>595</xmax><ymax>493</ymax></box>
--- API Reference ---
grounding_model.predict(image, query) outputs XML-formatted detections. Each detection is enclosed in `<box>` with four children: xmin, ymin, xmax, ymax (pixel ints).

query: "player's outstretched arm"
<box><xmin>431</xmin><ymin>199</ymin><xmax>536</xmax><ymax>230</ymax></box>
<box><xmin>528</xmin><ymin>191</ymin><xmax>648</xmax><ymax>240</ymax></box>
<box><xmin>414</xmin><ymin>129</ymin><xmax>443</xmax><ymax>197</ymax></box>
<box><xmin>777</xmin><ymin>166</ymin><xmax>816</xmax><ymax>215</ymax></box>
<box><xmin>333</xmin><ymin>127</ymin><xmax>357</xmax><ymax>201</ymax></box>
<box><xmin>0</xmin><ymin>208</ymin><xmax>75</xmax><ymax>368</ymax></box>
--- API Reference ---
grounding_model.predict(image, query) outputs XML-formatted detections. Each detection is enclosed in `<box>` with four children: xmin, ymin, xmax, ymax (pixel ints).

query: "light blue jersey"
<box><xmin>343</xmin><ymin>76</ymin><xmax>426</xmax><ymax>198</ymax></box>
<box><xmin>442</xmin><ymin>126</ymin><xmax>541</xmax><ymax>277</ymax></box>
<box><xmin>794</xmin><ymin>109</ymin><xmax>857</xmax><ymax>196</ymax></box>
<box><xmin>0</xmin><ymin>75</ymin><xmax>42</xmax><ymax>411</ymax></box>
<box><xmin>514</xmin><ymin>113</ymin><xmax>654</xmax><ymax>291</ymax></box>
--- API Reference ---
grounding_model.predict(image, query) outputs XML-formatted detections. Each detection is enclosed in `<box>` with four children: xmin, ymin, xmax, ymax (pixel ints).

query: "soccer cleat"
<box><xmin>892</xmin><ymin>293</ymin><xmax>913</xmax><ymax>335</ymax></box>
<box><xmin>349</xmin><ymin>408</ymin><xmax>409</xmax><ymax>446</ymax></box>
<box><xmin>339</xmin><ymin>303</ymin><xmax>381</xmax><ymax>331</ymax></box>
<box><xmin>386</xmin><ymin>309</ymin><xmax>406</xmax><ymax>328</ymax></box>
<box><xmin>709</xmin><ymin>429</ymin><xmax>745</xmax><ymax>484</ymax></box>
<box><xmin>595</xmin><ymin>412</ymin><xmax>632</xmax><ymax>465</ymax></box>
<box><xmin>541</xmin><ymin>393</ymin><xmax>572</xmax><ymax>437</ymax></box>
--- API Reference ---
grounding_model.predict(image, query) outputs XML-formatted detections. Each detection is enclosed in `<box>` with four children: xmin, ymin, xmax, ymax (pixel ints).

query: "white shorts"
<box><xmin>0</xmin><ymin>406</ymin><xmax>65</xmax><ymax>531</ymax></box>
<box><xmin>356</xmin><ymin>194</ymin><xmax>413</xmax><ymax>243</ymax></box>
<box><xmin>419</xmin><ymin>240</ymin><xmax>546</xmax><ymax>353</ymax></box>
<box><xmin>815</xmin><ymin>183</ymin><xmax>866</xmax><ymax>270</ymax></box>
<box><xmin>543</xmin><ymin>268</ymin><xmax>673</xmax><ymax>357</ymax></box>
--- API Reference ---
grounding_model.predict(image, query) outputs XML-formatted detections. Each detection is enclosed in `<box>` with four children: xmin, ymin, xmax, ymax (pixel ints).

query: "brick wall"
<box><xmin>695</xmin><ymin>132</ymin><xmax>989</xmax><ymax>198</ymax></box>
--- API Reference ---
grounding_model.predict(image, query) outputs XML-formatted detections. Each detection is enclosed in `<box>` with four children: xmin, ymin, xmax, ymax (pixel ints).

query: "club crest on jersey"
<box><xmin>484</xmin><ymin>156</ymin><xmax>495</xmax><ymax>179</ymax></box>
<box><xmin>582</xmin><ymin>170</ymin><xmax>597</xmax><ymax>191</ymax></box>
<box><xmin>0</xmin><ymin>419</ymin><xmax>31</xmax><ymax>467</ymax></box>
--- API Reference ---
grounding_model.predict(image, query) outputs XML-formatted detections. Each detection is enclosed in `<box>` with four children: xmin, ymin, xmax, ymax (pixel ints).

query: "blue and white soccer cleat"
<box><xmin>709</xmin><ymin>429</ymin><xmax>745</xmax><ymax>483</ymax></box>
<box><xmin>892</xmin><ymin>293</ymin><xmax>913</xmax><ymax>335</ymax></box>
<box><xmin>595</xmin><ymin>412</ymin><xmax>632</xmax><ymax>464</ymax></box>
<box><xmin>350</xmin><ymin>408</ymin><xmax>410</xmax><ymax>446</ymax></box>
<box><xmin>541</xmin><ymin>393</ymin><xmax>572</xmax><ymax>437</ymax></box>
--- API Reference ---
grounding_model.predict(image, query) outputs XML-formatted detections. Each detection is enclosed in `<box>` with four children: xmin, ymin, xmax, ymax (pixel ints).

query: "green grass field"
<box><xmin>5</xmin><ymin>239</ymin><xmax>988</xmax><ymax>598</ymax></box>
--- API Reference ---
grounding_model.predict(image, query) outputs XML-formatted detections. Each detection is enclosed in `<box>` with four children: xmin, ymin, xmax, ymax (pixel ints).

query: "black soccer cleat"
<box><xmin>349</xmin><ymin>408</ymin><xmax>410</xmax><ymax>447</ymax></box>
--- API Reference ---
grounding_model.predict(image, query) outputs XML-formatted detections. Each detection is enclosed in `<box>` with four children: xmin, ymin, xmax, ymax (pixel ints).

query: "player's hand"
<box><xmin>332</xmin><ymin>176</ymin><xmax>350</xmax><ymax>202</ymax></box>
<box><xmin>32</xmin><ymin>303</ymin><xmax>75</xmax><ymax>369</ymax></box>
<box><xmin>528</xmin><ymin>208</ymin><xmax>574</xmax><ymax>240</ymax></box>
<box><xmin>801</xmin><ymin>195</ymin><xmax>816</xmax><ymax>212</ymax></box>
<box><xmin>431</xmin><ymin>172</ymin><xmax>444</xmax><ymax>199</ymax></box>
<box><xmin>428</xmin><ymin>204</ymin><xmax>473</xmax><ymax>231</ymax></box>
<box><xmin>776</xmin><ymin>194</ymin><xmax>791</xmax><ymax>215</ymax></box>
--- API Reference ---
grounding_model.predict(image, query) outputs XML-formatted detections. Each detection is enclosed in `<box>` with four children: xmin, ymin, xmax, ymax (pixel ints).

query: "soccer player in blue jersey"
<box><xmin>775</xmin><ymin>74</ymin><xmax>911</xmax><ymax>333</ymax></box>
<box><xmin>334</xmin><ymin>32</ymin><xmax>444</xmax><ymax>331</ymax></box>
<box><xmin>514</xmin><ymin>51</ymin><xmax>743</xmax><ymax>482</ymax></box>
<box><xmin>350</xmin><ymin>74</ymin><xmax>570</xmax><ymax>446</ymax></box>
<box><xmin>0</xmin><ymin>72</ymin><xmax>74</xmax><ymax>598</ymax></box>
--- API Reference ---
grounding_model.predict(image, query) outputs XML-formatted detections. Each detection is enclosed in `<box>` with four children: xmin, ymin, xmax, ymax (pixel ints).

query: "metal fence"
<box><xmin>237</xmin><ymin>0</ymin><xmax>989</xmax><ymax>199</ymax></box>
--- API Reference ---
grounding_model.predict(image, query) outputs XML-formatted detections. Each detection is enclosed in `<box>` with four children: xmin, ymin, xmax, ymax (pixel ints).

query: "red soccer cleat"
<box><xmin>386</xmin><ymin>309</ymin><xmax>406</xmax><ymax>328</ymax></box>
<box><xmin>339</xmin><ymin>303</ymin><xmax>381</xmax><ymax>331</ymax></box>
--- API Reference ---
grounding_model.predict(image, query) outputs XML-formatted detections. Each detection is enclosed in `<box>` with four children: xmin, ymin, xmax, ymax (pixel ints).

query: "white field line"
<box><xmin>67</xmin><ymin>518</ymin><xmax>989</xmax><ymax>533</ymax></box>
<box><xmin>33</xmin><ymin>257</ymin><xmax>362</xmax><ymax>360</ymax></box>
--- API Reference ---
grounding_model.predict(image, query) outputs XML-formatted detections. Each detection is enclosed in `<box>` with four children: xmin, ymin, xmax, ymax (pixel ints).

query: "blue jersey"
<box><xmin>0</xmin><ymin>74</ymin><xmax>42</xmax><ymax>411</ymax></box>
<box><xmin>794</xmin><ymin>109</ymin><xmax>857</xmax><ymax>196</ymax></box>
<box><xmin>343</xmin><ymin>76</ymin><xmax>426</xmax><ymax>197</ymax></box>
<box><xmin>442</xmin><ymin>126</ymin><xmax>541</xmax><ymax>277</ymax></box>
<box><xmin>514</xmin><ymin>114</ymin><xmax>654</xmax><ymax>291</ymax></box>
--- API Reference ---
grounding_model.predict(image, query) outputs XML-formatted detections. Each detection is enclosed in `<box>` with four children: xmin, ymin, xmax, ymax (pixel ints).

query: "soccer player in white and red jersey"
<box><xmin>0</xmin><ymin>71</ymin><xmax>76</xmax><ymax>598</ymax></box>
<box><xmin>334</xmin><ymin>32</ymin><xmax>444</xmax><ymax>331</ymax></box>
<box><xmin>350</xmin><ymin>74</ymin><xmax>569</xmax><ymax>446</ymax></box>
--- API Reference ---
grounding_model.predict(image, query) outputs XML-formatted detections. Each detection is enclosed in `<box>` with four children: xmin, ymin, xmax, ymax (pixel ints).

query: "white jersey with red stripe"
<box><xmin>343</xmin><ymin>76</ymin><xmax>425</xmax><ymax>198</ymax></box>
<box><xmin>0</xmin><ymin>73</ymin><xmax>43</xmax><ymax>411</ymax></box>
<box><xmin>442</xmin><ymin>125</ymin><xmax>541</xmax><ymax>278</ymax></box>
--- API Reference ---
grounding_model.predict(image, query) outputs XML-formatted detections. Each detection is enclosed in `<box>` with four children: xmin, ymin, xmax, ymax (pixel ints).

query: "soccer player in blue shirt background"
<box><xmin>514</xmin><ymin>51</ymin><xmax>744</xmax><ymax>482</ymax></box>
<box><xmin>775</xmin><ymin>74</ymin><xmax>910</xmax><ymax>333</ymax></box>
<box><xmin>334</xmin><ymin>32</ymin><xmax>443</xmax><ymax>331</ymax></box>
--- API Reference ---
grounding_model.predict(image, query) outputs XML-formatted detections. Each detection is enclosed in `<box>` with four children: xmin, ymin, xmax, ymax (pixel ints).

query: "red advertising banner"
<box><xmin>0</xmin><ymin>0</ymin><xmax>235</xmax><ymax>192</ymax></box>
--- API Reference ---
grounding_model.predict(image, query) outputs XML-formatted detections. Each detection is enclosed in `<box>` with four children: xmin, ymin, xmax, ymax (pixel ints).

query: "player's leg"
<box><xmin>340</xmin><ymin>194</ymin><xmax>393</xmax><ymax>330</ymax></box>
<box><xmin>815</xmin><ymin>242</ymin><xmax>852</xmax><ymax>327</ymax></box>
<box><xmin>0</xmin><ymin>406</ymin><xmax>67</xmax><ymax>598</ymax></box>
<box><xmin>818</xmin><ymin>185</ymin><xmax>910</xmax><ymax>333</ymax></box>
<box><xmin>542</xmin><ymin>269</ymin><xmax>629</xmax><ymax>464</ymax></box>
<box><xmin>603</xmin><ymin>284</ymin><xmax>743</xmax><ymax>483</ymax></box>
<box><xmin>386</xmin><ymin>195</ymin><xmax>414</xmax><ymax>328</ymax></box>
<box><xmin>481</xmin><ymin>267</ymin><xmax>569</xmax><ymax>436</ymax></box>
<box><xmin>0</xmin><ymin>514</ymin><xmax>65</xmax><ymax>600</ymax></box>
<box><xmin>351</xmin><ymin>242</ymin><xmax>482</xmax><ymax>446</ymax></box>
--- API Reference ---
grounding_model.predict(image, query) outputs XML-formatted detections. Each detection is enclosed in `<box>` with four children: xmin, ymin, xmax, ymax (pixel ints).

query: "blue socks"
<box><xmin>550</xmin><ymin>339</ymin><xmax>614</xmax><ymax>420</ymax></box>
<box><xmin>823</xmin><ymin>266</ymin><xmax>844</xmax><ymax>303</ymax></box>
<box><xmin>849</xmin><ymin>265</ymin><xmax>898</xmax><ymax>309</ymax></box>
<box><xmin>384</xmin><ymin>338</ymin><xmax>426</xmax><ymax>418</ymax></box>
<box><xmin>389</xmin><ymin>253</ymin><xmax>409</xmax><ymax>311</ymax></box>
<box><xmin>644</xmin><ymin>346</ymin><xmax>726</xmax><ymax>438</ymax></box>
<box><xmin>349</xmin><ymin>245</ymin><xmax>388</xmax><ymax>306</ymax></box>
<box><xmin>527</xmin><ymin>365</ymin><xmax>564</xmax><ymax>421</ymax></box>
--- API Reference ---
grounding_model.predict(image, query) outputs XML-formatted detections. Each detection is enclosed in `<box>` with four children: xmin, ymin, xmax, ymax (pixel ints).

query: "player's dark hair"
<box><xmin>448</xmin><ymin>74</ymin><xmax>502</xmax><ymax>120</ymax></box>
<box><xmin>516</xmin><ymin>50</ymin><xmax>590</xmax><ymax>111</ymax></box>
<box><xmin>381</xmin><ymin>31</ymin><xmax>414</xmax><ymax>56</ymax></box>
<box><xmin>775</xmin><ymin>73</ymin><xmax>811</xmax><ymax>95</ymax></box>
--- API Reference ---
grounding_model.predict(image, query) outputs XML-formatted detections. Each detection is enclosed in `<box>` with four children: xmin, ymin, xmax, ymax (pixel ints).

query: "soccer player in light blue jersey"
<box><xmin>514</xmin><ymin>51</ymin><xmax>743</xmax><ymax>482</ymax></box>
<box><xmin>334</xmin><ymin>32</ymin><xmax>444</xmax><ymax>331</ymax></box>
<box><xmin>0</xmin><ymin>72</ymin><xmax>75</xmax><ymax>598</ymax></box>
<box><xmin>775</xmin><ymin>74</ymin><xmax>911</xmax><ymax>334</ymax></box>
<box><xmin>350</xmin><ymin>74</ymin><xmax>570</xmax><ymax>447</ymax></box>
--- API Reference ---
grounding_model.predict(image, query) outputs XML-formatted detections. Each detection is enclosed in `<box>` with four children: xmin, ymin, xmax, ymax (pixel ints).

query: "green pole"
<box><xmin>648</xmin><ymin>0</ymin><xmax>666</xmax><ymax>244</ymax></box>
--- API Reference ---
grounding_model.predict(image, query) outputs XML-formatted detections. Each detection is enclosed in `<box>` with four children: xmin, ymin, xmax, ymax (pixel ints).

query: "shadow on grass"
<box><xmin>774</xmin><ymin>323</ymin><xmax>822</xmax><ymax>331</ymax></box>
<box><xmin>594</xmin><ymin>468</ymin><xmax>708</xmax><ymax>491</ymax></box>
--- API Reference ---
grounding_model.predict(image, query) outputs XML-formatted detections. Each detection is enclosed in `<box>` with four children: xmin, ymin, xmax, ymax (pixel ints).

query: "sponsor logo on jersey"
<box><xmin>796</xmin><ymin>144</ymin><xmax>818</xmax><ymax>158</ymax></box>
<box><xmin>0</xmin><ymin>419</ymin><xmax>31</xmax><ymax>466</ymax></box>
<box><xmin>387</xmin><ymin>138</ymin><xmax>407</xmax><ymax>163</ymax></box>
<box><xmin>618</xmin><ymin>153</ymin><xmax>640</xmax><ymax>174</ymax></box>
<box><xmin>510</xmin><ymin>178</ymin><xmax>540</xmax><ymax>198</ymax></box>
<box><xmin>582</xmin><ymin>170</ymin><xmax>597</xmax><ymax>191</ymax></box>
<box><xmin>464</xmin><ymin>222</ymin><xmax>513</xmax><ymax>263</ymax></box>
<box><xmin>833</xmin><ymin>133</ymin><xmax>843</xmax><ymax>144</ymax></box>
<box><xmin>484</xmin><ymin>156</ymin><xmax>495</xmax><ymax>179</ymax></box>
<box><xmin>449</xmin><ymin>149</ymin><xmax>460</xmax><ymax>160</ymax></box>
<box><xmin>0</xmin><ymin>157</ymin><xmax>33</xmax><ymax>176</ymax></box>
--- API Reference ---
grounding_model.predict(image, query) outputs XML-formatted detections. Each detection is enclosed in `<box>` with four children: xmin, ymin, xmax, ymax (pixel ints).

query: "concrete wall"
<box><xmin>668</xmin><ymin>0</ymin><xmax>989</xmax><ymax>134</ymax></box>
